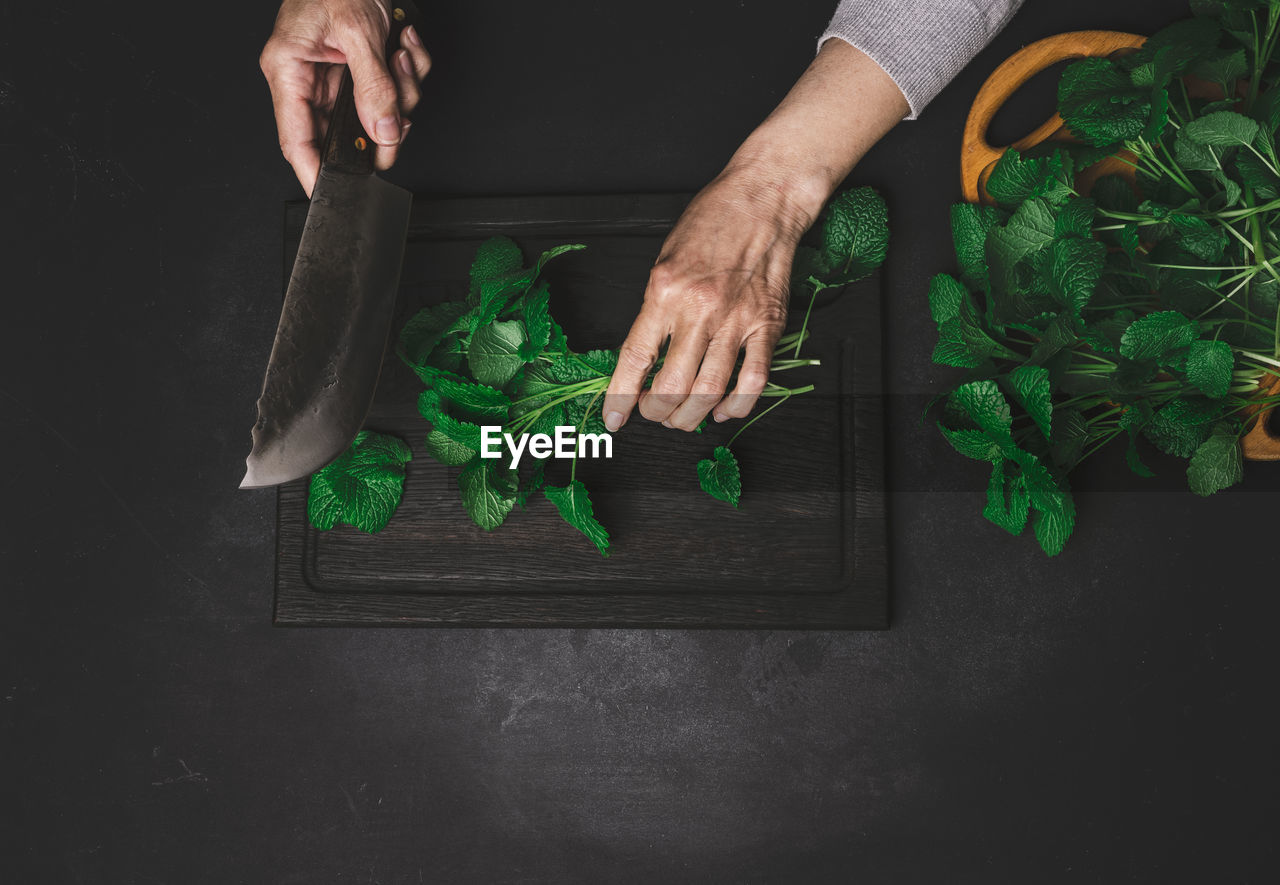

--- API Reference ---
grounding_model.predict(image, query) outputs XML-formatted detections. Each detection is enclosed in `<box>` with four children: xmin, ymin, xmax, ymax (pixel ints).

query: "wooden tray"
<box><xmin>962</xmin><ymin>31</ymin><xmax>1280</xmax><ymax>460</ymax></box>
<box><xmin>273</xmin><ymin>193</ymin><xmax>888</xmax><ymax>628</ymax></box>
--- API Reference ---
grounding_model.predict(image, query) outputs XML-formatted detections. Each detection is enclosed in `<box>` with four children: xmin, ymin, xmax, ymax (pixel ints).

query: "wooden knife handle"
<box><xmin>320</xmin><ymin>1</ymin><xmax>424</xmax><ymax>176</ymax></box>
<box><xmin>960</xmin><ymin>30</ymin><xmax>1146</xmax><ymax>203</ymax></box>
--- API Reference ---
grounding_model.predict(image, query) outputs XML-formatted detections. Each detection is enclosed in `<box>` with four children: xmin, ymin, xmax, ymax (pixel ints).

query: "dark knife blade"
<box><xmin>241</xmin><ymin>3</ymin><xmax>420</xmax><ymax>489</ymax></box>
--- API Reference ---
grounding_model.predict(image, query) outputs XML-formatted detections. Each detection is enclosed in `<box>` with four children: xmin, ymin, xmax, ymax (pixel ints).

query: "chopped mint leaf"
<box><xmin>697</xmin><ymin>445</ymin><xmax>743</xmax><ymax>507</ymax></box>
<box><xmin>544</xmin><ymin>480</ymin><xmax>611</xmax><ymax>556</ymax></box>
<box><xmin>307</xmin><ymin>430</ymin><xmax>412</xmax><ymax>534</ymax></box>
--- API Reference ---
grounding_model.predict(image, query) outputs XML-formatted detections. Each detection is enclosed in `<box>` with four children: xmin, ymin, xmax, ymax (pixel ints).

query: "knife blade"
<box><xmin>241</xmin><ymin>2</ymin><xmax>421</xmax><ymax>489</ymax></box>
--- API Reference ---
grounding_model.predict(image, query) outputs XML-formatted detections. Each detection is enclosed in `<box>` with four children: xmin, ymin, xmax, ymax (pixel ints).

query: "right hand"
<box><xmin>259</xmin><ymin>0</ymin><xmax>431</xmax><ymax>196</ymax></box>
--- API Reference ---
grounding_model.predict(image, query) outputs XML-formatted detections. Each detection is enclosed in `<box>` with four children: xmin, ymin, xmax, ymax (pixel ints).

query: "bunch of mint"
<box><xmin>928</xmin><ymin>0</ymin><xmax>1280</xmax><ymax>556</ymax></box>
<box><xmin>308</xmin><ymin>186</ymin><xmax>889</xmax><ymax>554</ymax></box>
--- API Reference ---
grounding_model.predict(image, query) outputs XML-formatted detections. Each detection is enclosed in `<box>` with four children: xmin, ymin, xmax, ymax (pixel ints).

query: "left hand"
<box><xmin>602</xmin><ymin>166</ymin><xmax>814</xmax><ymax>433</ymax></box>
<box><xmin>602</xmin><ymin>37</ymin><xmax>909</xmax><ymax>434</ymax></box>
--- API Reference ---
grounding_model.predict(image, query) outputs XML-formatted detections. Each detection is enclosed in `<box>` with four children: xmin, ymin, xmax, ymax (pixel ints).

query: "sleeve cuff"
<box><xmin>817</xmin><ymin>1</ymin><xmax>1024</xmax><ymax>121</ymax></box>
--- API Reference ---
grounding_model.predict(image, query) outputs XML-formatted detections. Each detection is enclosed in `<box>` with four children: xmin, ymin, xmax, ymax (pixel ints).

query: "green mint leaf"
<box><xmin>930</xmin><ymin>284</ymin><xmax>1009</xmax><ymax>367</ymax></box>
<box><xmin>1048</xmin><ymin>236</ymin><xmax>1105</xmax><ymax>313</ymax></box>
<box><xmin>519</xmin><ymin>281</ymin><xmax>552</xmax><ymax>360</ymax></box>
<box><xmin>1183</xmin><ymin>110</ymin><xmax>1260</xmax><ymax>148</ymax></box>
<box><xmin>1031</xmin><ymin>493</ymin><xmax>1076</xmax><ymax>556</ymax></box>
<box><xmin>458</xmin><ymin>458</ymin><xmax>516</xmax><ymax>531</ymax></box>
<box><xmin>307</xmin><ymin>430</ymin><xmax>411</xmax><ymax>534</ymax></box>
<box><xmin>543</xmin><ymin>480</ymin><xmax>611</xmax><ymax>556</ymax></box>
<box><xmin>939</xmin><ymin>424</ymin><xmax>1004</xmax><ymax>461</ymax></box>
<box><xmin>1191</xmin><ymin>47</ymin><xmax>1248</xmax><ymax>94</ymax></box>
<box><xmin>547</xmin><ymin>317</ymin><xmax>570</xmax><ymax>354</ymax></box>
<box><xmin>430</xmin><ymin>411</ymin><xmax>484</xmax><ymax>452</ymax></box>
<box><xmin>424</xmin><ymin>429</ymin><xmax>476</xmax><ymax>466</ymax></box>
<box><xmin>931</xmin><ymin>321</ymin><xmax>987</xmax><ymax>368</ymax></box>
<box><xmin>1119</xmin><ymin>310</ymin><xmax>1200</xmax><ymax>361</ymax></box>
<box><xmin>986</xmin><ymin>198</ymin><xmax>1057</xmax><ymax>322</ymax></box>
<box><xmin>564</xmin><ymin>392</ymin><xmax>608</xmax><ymax>436</ymax></box>
<box><xmin>399</xmin><ymin>301</ymin><xmax>469</xmax><ymax>366</ymax></box>
<box><xmin>985</xmin><ymin>148</ymin><xmax>1070</xmax><ymax>205</ymax></box>
<box><xmin>434</xmin><ymin>376</ymin><xmax>511</xmax><ymax>420</ymax></box>
<box><xmin>526</xmin><ymin>402</ymin><xmax>567</xmax><ymax>439</ymax></box>
<box><xmin>469</xmin><ymin>236</ymin><xmax>523</xmax><ymax>299</ymax></box>
<box><xmin>1120</xmin><ymin>223</ymin><xmax>1141</xmax><ymax>257</ymax></box>
<box><xmin>1008</xmin><ymin>365</ymin><xmax>1053</xmax><ymax>440</ymax></box>
<box><xmin>1144</xmin><ymin>87</ymin><xmax>1171</xmax><ymax>142</ymax></box>
<box><xmin>1168</xmin><ymin>215</ymin><xmax>1227</xmax><ymax>262</ymax></box>
<box><xmin>1174</xmin><ymin>129</ymin><xmax>1220</xmax><ymax>172</ymax></box>
<box><xmin>471</xmin><ymin>267</ymin><xmax>535</xmax><ymax>334</ymax></box>
<box><xmin>697</xmin><ymin>445</ymin><xmax>743</xmax><ymax>507</ymax></box>
<box><xmin>512</xmin><ymin>364</ymin><xmax>563</xmax><ymax>404</ymax></box>
<box><xmin>1187</xmin><ymin>421</ymin><xmax>1243</xmax><ymax>496</ymax></box>
<box><xmin>1126</xmin><ymin>18</ymin><xmax>1221</xmax><ymax>83</ymax></box>
<box><xmin>950</xmin><ymin>379</ymin><xmax>1014</xmax><ymax>444</ymax></box>
<box><xmin>928</xmin><ymin>273</ymin><xmax>967</xmax><ymax>324</ymax></box>
<box><xmin>818</xmin><ymin>187</ymin><xmax>889</xmax><ymax>281</ymax></box>
<box><xmin>999</xmin><ymin>197</ymin><xmax>1058</xmax><ymax>252</ymax></box>
<box><xmin>983</xmin><ymin>459</ymin><xmax>1030</xmax><ymax>535</ymax></box>
<box><xmin>950</xmin><ymin>202</ymin><xmax>1004</xmax><ymax>291</ymax></box>
<box><xmin>1125</xmin><ymin>435</ymin><xmax>1156</xmax><ymax>478</ymax></box>
<box><xmin>1143</xmin><ymin>397</ymin><xmax>1220</xmax><ymax>457</ymax></box>
<box><xmin>579</xmin><ymin>349</ymin><xmax>619</xmax><ymax>375</ymax></box>
<box><xmin>1185</xmin><ymin>338</ymin><xmax>1235</xmax><ymax>398</ymax></box>
<box><xmin>1234</xmin><ymin>150</ymin><xmax>1280</xmax><ymax>200</ymax></box>
<box><xmin>1027</xmin><ymin>314</ymin><xmax>1079</xmax><ymax>365</ymax></box>
<box><xmin>515</xmin><ymin>460</ymin><xmax>547</xmax><ymax>509</ymax></box>
<box><xmin>467</xmin><ymin>320</ymin><xmax>528</xmax><ymax>388</ymax></box>
<box><xmin>417</xmin><ymin>388</ymin><xmax>443</xmax><ymax>421</ymax></box>
<box><xmin>1251</xmin><ymin>86</ymin><xmax>1280</xmax><ymax>133</ymax></box>
<box><xmin>1054</xmin><ymin>196</ymin><xmax>1097</xmax><ymax>239</ymax></box>
<box><xmin>1051</xmin><ymin>408</ymin><xmax>1090</xmax><ymax>465</ymax></box>
<box><xmin>549</xmin><ymin>350</ymin><xmax>617</xmax><ymax>383</ymax></box>
<box><xmin>534</xmin><ymin>243</ymin><xmax>587</xmax><ymax>272</ymax></box>
<box><xmin>1004</xmin><ymin>448</ymin><xmax>1075</xmax><ymax>555</ymax></box>
<box><xmin>1058</xmin><ymin>57</ymin><xmax>1150</xmax><ymax>146</ymax></box>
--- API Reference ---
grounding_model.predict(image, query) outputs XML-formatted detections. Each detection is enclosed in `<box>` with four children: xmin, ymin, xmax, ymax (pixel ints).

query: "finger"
<box><xmin>639</xmin><ymin>323</ymin><xmax>710</xmax><ymax>426</ymax></box>
<box><xmin>399</xmin><ymin>25</ymin><xmax>432</xmax><ymax>83</ymax></box>
<box><xmin>664</xmin><ymin>331</ymin><xmax>741</xmax><ymax>431</ymax></box>
<box><xmin>266</xmin><ymin>73</ymin><xmax>322</xmax><ymax>197</ymax></box>
<box><xmin>343</xmin><ymin>28</ymin><xmax>401</xmax><ymax>147</ymax></box>
<box><xmin>603</xmin><ymin>307</ymin><xmax>666</xmax><ymax>432</ymax></box>
<box><xmin>714</xmin><ymin>332</ymin><xmax>774</xmax><ymax>421</ymax></box>
<box><xmin>374</xmin><ymin>120</ymin><xmax>412</xmax><ymax>171</ymax></box>
<box><xmin>391</xmin><ymin>48</ymin><xmax>424</xmax><ymax>114</ymax></box>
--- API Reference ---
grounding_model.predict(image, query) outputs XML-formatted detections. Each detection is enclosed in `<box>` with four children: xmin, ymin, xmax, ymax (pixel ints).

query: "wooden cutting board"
<box><xmin>272</xmin><ymin>193</ymin><xmax>888</xmax><ymax>628</ymax></box>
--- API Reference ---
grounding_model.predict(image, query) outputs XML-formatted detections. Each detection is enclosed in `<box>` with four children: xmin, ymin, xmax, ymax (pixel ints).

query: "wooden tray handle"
<box><xmin>1243</xmin><ymin>375</ymin><xmax>1280</xmax><ymax>460</ymax></box>
<box><xmin>961</xmin><ymin>30</ymin><xmax>1146</xmax><ymax>203</ymax></box>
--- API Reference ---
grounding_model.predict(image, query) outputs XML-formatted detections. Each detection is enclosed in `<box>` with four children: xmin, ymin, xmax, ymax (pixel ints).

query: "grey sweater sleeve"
<box><xmin>820</xmin><ymin>0</ymin><xmax>1025</xmax><ymax>120</ymax></box>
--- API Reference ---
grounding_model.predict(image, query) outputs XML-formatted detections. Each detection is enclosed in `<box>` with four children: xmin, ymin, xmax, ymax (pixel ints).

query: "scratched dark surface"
<box><xmin>3</xmin><ymin>0</ymin><xmax>1278</xmax><ymax>882</ymax></box>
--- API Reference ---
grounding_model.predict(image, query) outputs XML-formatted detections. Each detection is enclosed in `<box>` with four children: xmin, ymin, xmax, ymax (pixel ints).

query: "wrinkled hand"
<box><xmin>259</xmin><ymin>0</ymin><xmax>431</xmax><ymax>196</ymax></box>
<box><xmin>603</xmin><ymin>169</ymin><xmax>816</xmax><ymax>433</ymax></box>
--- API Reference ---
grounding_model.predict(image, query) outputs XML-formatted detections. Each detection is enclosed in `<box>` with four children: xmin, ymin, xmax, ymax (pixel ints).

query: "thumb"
<box><xmin>344</xmin><ymin>32</ymin><xmax>401</xmax><ymax>147</ymax></box>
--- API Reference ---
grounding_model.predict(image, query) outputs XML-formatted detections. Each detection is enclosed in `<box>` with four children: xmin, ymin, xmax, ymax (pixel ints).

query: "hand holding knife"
<box><xmin>243</xmin><ymin>0</ymin><xmax>425</xmax><ymax>489</ymax></box>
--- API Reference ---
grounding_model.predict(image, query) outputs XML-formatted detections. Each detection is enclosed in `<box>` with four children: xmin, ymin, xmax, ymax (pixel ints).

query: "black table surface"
<box><xmin>3</xmin><ymin>0</ymin><xmax>1277</xmax><ymax>881</ymax></box>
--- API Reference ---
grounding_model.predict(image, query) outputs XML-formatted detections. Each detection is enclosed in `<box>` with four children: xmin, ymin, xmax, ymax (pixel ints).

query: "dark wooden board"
<box><xmin>274</xmin><ymin>193</ymin><xmax>887</xmax><ymax>627</ymax></box>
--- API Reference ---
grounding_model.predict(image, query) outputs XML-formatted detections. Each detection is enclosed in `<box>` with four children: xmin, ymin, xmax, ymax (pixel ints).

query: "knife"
<box><xmin>240</xmin><ymin>2</ymin><xmax>421</xmax><ymax>489</ymax></box>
